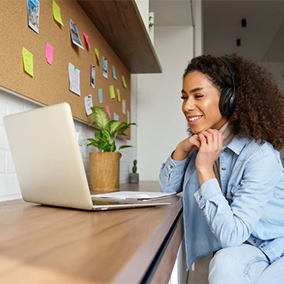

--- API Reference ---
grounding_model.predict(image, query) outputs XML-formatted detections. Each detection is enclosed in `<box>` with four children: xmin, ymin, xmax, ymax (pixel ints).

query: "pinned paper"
<box><xmin>94</xmin><ymin>48</ymin><xmax>100</xmax><ymax>65</ymax></box>
<box><xmin>22</xmin><ymin>47</ymin><xmax>34</xmax><ymax>77</ymax></box>
<box><xmin>116</xmin><ymin>88</ymin><xmax>121</xmax><ymax>102</ymax></box>
<box><xmin>122</xmin><ymin>99</ymin><xmax>126</xmax><ymax>114</ymax></box>
<box><xmin>112</xmin><ymin>65</ymin><xmax>117</xmax><ymax>80</ymax></box>
<box><xmin>98</xmin><ymin>89</ymin><xmax>103</xmax><ymax>104</ymax></box>
<box><xmin>122</xmin><ymin>75</ymin><xmax>127</xmax><ymax>88</ymax></box>
<box><xmin>83</xmin><ymin>32</ymin><xmax>91</xmax><ymax>49</ymax></box>
<box><xmin>27</xmin><ymin>0</ymin><xmax>39</xmax><ymax>34</ymax></box>
<box><xmin>68</xmin><ymin>62</ymin><xmax>81</xmax><ymax>96</ymax></box>
<box><xmin>84</xmin><ymin>94</ymin><xmax>93</xmax><ymax>116</ymax></box>
<box><xmin>45</xmin><ymin>42</ymin><xmax>53</xmax><ymax>65</ymax></box>
<box><xmin>53</xmin><ymin>0</ymin><xmax>63</xmax><ymax>26</ymax></box>
<box><xmin>105</xmin><ymin>106</ymin><xmax>111</xmax><ymax>118</ymax></box>
<box><xmin>70</xmin><ymin>19</ymin><xmax>84</xmax><ymax>49</ymax></box>
<box><xmin>109</xmin><ymin>85</ymin><xmax>115</xmax><ymax>99</ymax></box>
<box><xmin>114</xmin><ymin>112</ymin><xmax>119</xmax><ymax>121</ymax></box>
<box><xmin>103</xmin><ymin>57</ymin><xmax>108</xmax><ymax>79</ymax></box>
<box><xmin>90</xmin><ymin>65</ymin><xmax>96</xmax><ymax>88</ymax></box>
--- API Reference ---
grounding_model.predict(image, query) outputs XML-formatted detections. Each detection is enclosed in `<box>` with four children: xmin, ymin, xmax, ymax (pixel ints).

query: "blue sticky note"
<box><xmin>112</xmin><ymin>65</ymin><xmax>117</xmax><ymax>80</ymax></box>
<box><xmin>98</xmin><ymin>88</ymin><xmax>103</xmax><ymax>103</ymax></box>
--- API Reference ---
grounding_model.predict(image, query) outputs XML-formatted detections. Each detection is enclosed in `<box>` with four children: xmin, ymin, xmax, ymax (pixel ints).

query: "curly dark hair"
<box><xmin>183</xmin><ymin>54</ymin><xmax>284</xmax><ymax>150</ymax></box>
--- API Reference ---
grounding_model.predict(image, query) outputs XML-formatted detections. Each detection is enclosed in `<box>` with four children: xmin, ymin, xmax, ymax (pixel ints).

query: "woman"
<box><xmin>159</xmin><ymin>54</ymin><xmax>284</xmax><ymax>283</ymax></box>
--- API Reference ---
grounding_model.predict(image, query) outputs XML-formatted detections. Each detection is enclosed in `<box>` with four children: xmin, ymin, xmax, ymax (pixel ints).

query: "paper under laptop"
<box><xmin>92</xmin><ymin>191</ymin><xmax>176</xmax><ymax>202</ymax></box>
<box><xmin>3</xmin><ymin>102</ymin><xmax>172</xmax><ymax>211</ymax></box>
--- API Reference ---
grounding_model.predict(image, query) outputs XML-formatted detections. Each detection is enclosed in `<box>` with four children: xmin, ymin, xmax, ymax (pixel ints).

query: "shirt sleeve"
<box><xmin>194</xmin><ymin>149</ymin><xmax>283</xmax><ymax>248</ymax></box>
<box><xmin>159</xmin><ymin>152</ymin><xmax>190</xmax><ymax>193</ymax></box>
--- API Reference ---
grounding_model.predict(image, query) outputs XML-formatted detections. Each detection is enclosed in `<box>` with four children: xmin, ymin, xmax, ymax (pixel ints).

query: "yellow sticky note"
<box><xmin>109</xmin><ymin>85</ymin><xmax>115</xmax><ymax>99</ymax></box>
<box><xmin>122</xmin><ymin>75</ymin><xmax>127</xmax><ymax>88</ymax></box>
<box><xmin>94</xmin><ymin>48</ymin><xmax>100</xmax><ymax>65</ymax></box>
<box><xmin>53</xmin><ymin>0</ymin><xmax>64</xmax><ymax>26</ymax></box>
<box><xmin>116</xmin><ymin>88</ymin><xmax>121</xmax><ymax>102</ymax></box>
<box><xmin>22</xmin><ymin>47</ymin><xmax>34</xmax><ymax>77</ymax></box>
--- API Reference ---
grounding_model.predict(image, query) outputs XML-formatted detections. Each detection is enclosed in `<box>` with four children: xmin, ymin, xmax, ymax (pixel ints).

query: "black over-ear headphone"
<box><xmin>219</xmin><ymin>58</ymin><xmax>237</xmax><ymax>118</ymax></box>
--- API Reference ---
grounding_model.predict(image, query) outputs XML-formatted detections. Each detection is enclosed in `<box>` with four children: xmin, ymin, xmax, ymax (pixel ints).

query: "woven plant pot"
<box><xmin>89</xmin><ymin>152</ymin><xmax>120</xmax><ymax>194</ymax></box>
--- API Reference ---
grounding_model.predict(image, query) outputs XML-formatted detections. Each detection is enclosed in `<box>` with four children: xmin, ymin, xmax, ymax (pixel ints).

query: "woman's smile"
<box><xmin>187</xmin><ymin>115</ymin><xmax>203</xmax><ymax>125</ymax></box>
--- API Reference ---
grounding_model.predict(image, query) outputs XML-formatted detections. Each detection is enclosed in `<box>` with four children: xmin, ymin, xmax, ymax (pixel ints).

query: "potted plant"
<box><xmin>86</xmin><ymin>106</ymin><xmax>136</xmax><ymax>193</ymax></box>
<box><xmin>129</xmin><ymin>159</ymin><xmax>139</xmax><ymax>183</ymax></box>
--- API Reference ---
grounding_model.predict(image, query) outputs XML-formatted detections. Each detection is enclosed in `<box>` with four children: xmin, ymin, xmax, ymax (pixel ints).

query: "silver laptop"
<box><xmin>3</xmin><ymin>102</ymin><xmax>170</xmax><ymax>210</ymax></box>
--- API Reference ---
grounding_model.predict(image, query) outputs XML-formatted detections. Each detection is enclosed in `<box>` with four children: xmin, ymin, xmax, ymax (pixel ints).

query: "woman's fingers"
<box><xmin>198</xmin><ymin>129</ymin><xmax>224</xmax><ymax>149</ymax></box>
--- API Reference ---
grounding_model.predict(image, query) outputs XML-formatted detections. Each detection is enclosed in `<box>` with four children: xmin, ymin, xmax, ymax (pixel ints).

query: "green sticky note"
<box><xmin>109</xmin><ymin>85</ymin><xmax>115</xmax><ymax>99</ymax></box>
<box><xmin>116</xmin><ymin>88</ymin><xmax>121</xmax><ymax>102</ymax></box>
<box><xmin>122</xmin><ymin>75</ymin><xmax>127</xmax><ymax>88</ymax></box>
<box><xmin>53</xmin><ymin>0</ymin><xmax>64</xmax><ymax>26</ymax></box>
<box><xmin>22</xmin><ymin>47</ymin><xmax>34</xmax><ymax>77</ymax></box>
<box><xmin>94</xmin><ymin>48</ymin><xmax>100</xmax><ymax>65</ymax></box>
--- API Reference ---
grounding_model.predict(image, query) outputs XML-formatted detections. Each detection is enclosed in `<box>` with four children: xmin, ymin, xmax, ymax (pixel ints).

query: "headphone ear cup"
<box><xmin>219</xmin><ymin>87</ymin><xmax>234</xmax><ymax>117</ymax></box>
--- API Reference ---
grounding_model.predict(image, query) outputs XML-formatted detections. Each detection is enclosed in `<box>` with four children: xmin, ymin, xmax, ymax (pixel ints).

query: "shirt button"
<box><xmin>261</xmin><ymin>244</ymin><xmax>265</xmax><ymax>248</ymax></box>
<box><xmin>222</xmin><ymin>167</ymin><xmax>226</xmax><ymax>171</ymax></box>
<box><xmin>199</xmin><ymin>196</ymin><xmax>202</xmax><ymax>201</ymax></box>
<box><xmin>224</xmin><ymin>148</ymin><xmax>228</xmax><ymax>152</ymax></box>
<box><xmin>170</xmin><ymin>165</ymin><xmax>174</xmax><ymax>169</ymax></box>
<box><xmin>253</xmin><ymin>239</ymin><xmax>257</xmax><ymax>244</ymax></box>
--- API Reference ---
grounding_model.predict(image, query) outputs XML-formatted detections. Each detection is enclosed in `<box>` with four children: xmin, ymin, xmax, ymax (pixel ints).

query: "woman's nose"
<box><xmin>184</xmin><ymin>98</ymin><xmax>195</xmax><ymax>111</ymax></box>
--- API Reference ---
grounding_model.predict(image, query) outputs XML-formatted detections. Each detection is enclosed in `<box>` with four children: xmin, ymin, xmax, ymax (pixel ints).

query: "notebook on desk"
<box><xmin>3</xmin><ymin>102</ymin><xmax>173</xmax><ymax>211</ymax></box>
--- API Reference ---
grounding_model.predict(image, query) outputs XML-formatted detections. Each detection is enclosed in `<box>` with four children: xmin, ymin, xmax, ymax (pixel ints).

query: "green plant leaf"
<box><xmin>108</xmin><ymin>121</ymin><xmax>125</xmax><ymax>135</ymax></box>
<box><xmin>110</xmin><ymin>142</ymin><xmax>116</xmax><ymax>152</ymax></box>
<box><xmin>95</xmin><ymin>130</ymin><xmax>102</xmax><ymax>139</ymax></box>
<box><xmin>118</xmin><ymin>145</ymin><xmax>132</xmax><ymax>151</ymax></box>
<box><xmin>86</xmin><ymin>138</ymin><xmax>100</xmax><ymax>148</ymax></box>
<box><xmin>101</xmin><ymin>129</ymin><xmax>112</xmax><ymax>142</ymax></box>
<box><xmin>100</xmin><ymin>142</ymin><xmax>111</xmax><ymax>152</ymax></box>
<box><xmin>116</xmin><ymin>123</ymin><xmax>136</xmax><ymax>136</ymax></box>
<box><xmin>91</xmin><ymin>106</ymin><xmax>110</xmax><ymax>129</ymax></box>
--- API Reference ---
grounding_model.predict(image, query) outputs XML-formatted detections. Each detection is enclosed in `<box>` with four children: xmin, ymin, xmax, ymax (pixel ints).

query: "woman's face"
<box><xmin>182</xmin><ymin>71</ymin><xmax>228</xmax><ymax>134</ymax></box>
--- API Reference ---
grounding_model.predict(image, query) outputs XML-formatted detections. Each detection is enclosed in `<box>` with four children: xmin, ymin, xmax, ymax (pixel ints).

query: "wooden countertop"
<box><xmin>0</xmin><ymin>182</ymin><xmax>182</xmax><ymax>283</ymax></box>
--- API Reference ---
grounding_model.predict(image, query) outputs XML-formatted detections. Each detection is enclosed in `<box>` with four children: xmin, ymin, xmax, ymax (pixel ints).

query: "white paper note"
<box><xmin>84</xmin><ymin>94</ymin><xmax>93</xmax><ymax>116</ymax></box>
<box><xmin>68</xmin><ymin>62</ymin><xmax>81</xmax><ymax>96</ymax></box>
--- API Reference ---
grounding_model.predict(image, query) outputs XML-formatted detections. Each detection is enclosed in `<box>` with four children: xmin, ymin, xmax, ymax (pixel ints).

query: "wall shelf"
<box><xmin>77</xmin><ymin>0</ymin><xmax>162</xmax><ymax>74</ymax></box>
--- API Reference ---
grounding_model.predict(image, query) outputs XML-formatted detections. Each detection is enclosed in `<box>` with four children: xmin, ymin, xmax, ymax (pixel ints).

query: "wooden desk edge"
<box><xmin>113</xmin><ymin>197</ymin><xmax>183</xmax><ymax>283</ymax></box>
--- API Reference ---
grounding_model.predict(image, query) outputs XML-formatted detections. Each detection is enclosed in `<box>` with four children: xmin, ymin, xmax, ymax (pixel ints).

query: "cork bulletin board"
<box><xmin>0</xmin><ymin>0</ymin><xmax>131</xmax><ymax>138</ymax></box>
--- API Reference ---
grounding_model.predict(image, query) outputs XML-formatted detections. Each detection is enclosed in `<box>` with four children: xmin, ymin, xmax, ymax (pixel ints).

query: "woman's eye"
<box><xmin>195</xmin><ymin>94</ymin><xmax>204</xmax><ymax>98</ymax></box>
<box><xmin>181</xmin><ymin>96</ymin><xmax>188</xmax><ymax>100</ymax></box>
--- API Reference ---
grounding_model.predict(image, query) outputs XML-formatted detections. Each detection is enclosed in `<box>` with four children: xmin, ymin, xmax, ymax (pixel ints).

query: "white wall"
<box><xmin>0</xmin><ymin>86</ymin><xmax>137</xmax><ymax>201</ymax></box>
<box><xmin>192</xmin><ymin>0</ymin><xmax>203</xmax><ymax>57</ymax></box>
<box><xmin>137</xmin><ymin>26</ymin><xmax>194</xmax><ymax>181</ymax></box>
<box><xmin>135</xmin><ymin>0</ymin><xmax>149</xmax><ymax>32</ymax></box>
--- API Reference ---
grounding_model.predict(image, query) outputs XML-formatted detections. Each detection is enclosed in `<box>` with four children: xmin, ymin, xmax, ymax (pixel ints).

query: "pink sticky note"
<box><xmin>83</xmin><ymin>32</ymin><xmax>91</xmax><ymax>49</ymax></box>
<box><xmin>105</xmin><ymin>106</ymin><xmax>111</xmax><ymax>118</ymax></box>
<box><xmin>45</xmin><ymin>42</ymin><xmax>53</xmax><ymax>65</ymax></box>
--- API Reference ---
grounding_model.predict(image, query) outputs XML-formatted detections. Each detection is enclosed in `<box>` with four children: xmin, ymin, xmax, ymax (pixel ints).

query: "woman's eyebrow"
<box><xmin>181</xmin><ymin>87</ymin><xmax>204</xmax><ymax>94</ymax></box>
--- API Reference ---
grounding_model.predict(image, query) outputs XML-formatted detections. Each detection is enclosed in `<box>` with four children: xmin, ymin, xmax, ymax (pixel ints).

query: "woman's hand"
<box><xmin>195</xmin><ymin>129</ymin><xmax>224</xmax><ymax>184</ymax></box>
<box><xmin>172</xmin><ymin>134</ymin><xmax>201</xmax><ymax>161</ymax></box>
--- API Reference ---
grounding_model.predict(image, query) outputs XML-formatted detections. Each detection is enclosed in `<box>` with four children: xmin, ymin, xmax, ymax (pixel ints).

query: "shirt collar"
<box><xmin>227</xmin><ymin>134</ymin><xmax>251</xmax><ymax>155</ymax></box>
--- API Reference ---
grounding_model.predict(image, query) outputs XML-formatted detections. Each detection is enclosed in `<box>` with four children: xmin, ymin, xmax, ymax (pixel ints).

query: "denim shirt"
<box><xmin>159</xmin><ymin>134</ymin><xmax>284</xmax><ymax>270</ymax></box>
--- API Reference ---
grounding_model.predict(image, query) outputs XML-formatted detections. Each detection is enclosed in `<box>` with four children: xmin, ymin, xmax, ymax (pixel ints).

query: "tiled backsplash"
<box><xmin>0</xmin><ymin>87</ymin><xmax>137</xmax><ymax>201</ymax></box>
